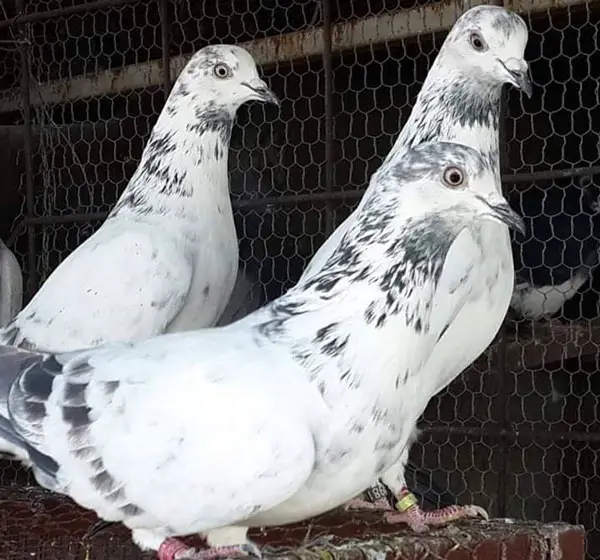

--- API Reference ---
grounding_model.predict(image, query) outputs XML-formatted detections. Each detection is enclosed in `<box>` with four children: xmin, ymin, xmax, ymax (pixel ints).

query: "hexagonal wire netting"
<box><xmin>0</xmin><ymin>0</ymin><xmax>599</xmax><ymax>558</ymax></box>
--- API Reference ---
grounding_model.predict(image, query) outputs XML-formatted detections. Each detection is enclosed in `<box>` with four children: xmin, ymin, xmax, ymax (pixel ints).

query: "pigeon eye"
<box><xmin>469</xmin><ymin>32</ymin><xmax>487</xmax><ymax>52</ymax></box>
<box><xmin>213</xmin><ymin>63</ymin><xmax>231</xmax><ymax>79</ymax></box>
<box><xmin>443</xmin><ymin>166</ymin><xmax>465</xmax><ymax>188</ymax></box>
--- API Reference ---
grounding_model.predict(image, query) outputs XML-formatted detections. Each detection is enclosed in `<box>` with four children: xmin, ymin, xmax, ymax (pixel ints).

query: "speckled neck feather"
<box><xmin>109</xmin><ymin>93</ymin><xmax>235</xmax><ymax>220</ymax></box>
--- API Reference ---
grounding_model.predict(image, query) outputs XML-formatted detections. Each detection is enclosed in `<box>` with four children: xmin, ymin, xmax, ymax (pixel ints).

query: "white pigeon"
<box><xmin>298</xmin><ymin>5</ymin><xmax>532</xmax><ymax>530</ymax></box>
<box><xmin>0</xmin><ymin>239</ymin><xmax>23</xmax><ymax>328</ymax></box>
<box><xmin>0</xmin><ymin>44</ymin><xmax>278</xmax><ymax>462</ymax></box>
<box><xmin>0</xmin><ymin>141</ymin><xmax>525</xmax><ymax>560</ymax></box>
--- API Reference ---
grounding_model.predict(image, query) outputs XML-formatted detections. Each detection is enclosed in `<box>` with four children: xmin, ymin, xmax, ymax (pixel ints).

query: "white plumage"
<box><xmin>0</xmin><ymin>141</ymin><xmax>524</xmax><ymax>560</ymax></box>
<box><xmin>0</xmin><ymin>239</ymin><xmax>22</xmax><ymax>328</ymax></box>
<box><xmin>299</xmin><ymin>5</ymin><xmax>532</xmax><ymax>529</ymax></box>
<box><xmin>0</xmin><ymin>44</ymin><xmax>278</xmax><ymax>461</ymax></box>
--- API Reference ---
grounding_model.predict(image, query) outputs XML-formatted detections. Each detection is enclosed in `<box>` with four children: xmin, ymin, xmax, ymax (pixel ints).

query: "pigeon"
<box><xmin>298</xmin><ymin>5</ymin><xmax>532</xmax><ymax>530</ymax></box>
<box><xmin>0</xmin><ymin>141</ymin><xmax>524</xmax><ymax>560</ymax></box>
<box><xmin>509</xmin><ymin>175</ymin><xmax>600</xmax><ymax>320</ymax></box>
<box><xmin>0</xmin><ymin>239</ymin><xmax>22</xmax><ymax>328</ymax></box>
<box><xmin>0</xmin><ymin>44</ymin><xmax>279</xmax><ymax>463</ymax></box>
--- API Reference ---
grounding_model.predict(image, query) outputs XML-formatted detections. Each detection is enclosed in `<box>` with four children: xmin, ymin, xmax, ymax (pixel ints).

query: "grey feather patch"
<box><xmin>187</xmin><ymin>103</ymin><xmax>233</xmax><ymax>140</ymax></box>
<box><xmin>64</xmin><ymin>382</ymin><xmax>87</xmax><ymax>406</ymax></box>
<box><xmin>119</xmin><ymin>504</ymin><xmax>144</xmax><ymax>517</ymax></box>
<box><xmin>102</xmin><ymin>381</ymin><xmax>119</xmax><ymax>397</ymax></box>
<box><xmin>62</xmin><ymin>405</ymin><xmax>91</xmax><ymax>429</ymax></box>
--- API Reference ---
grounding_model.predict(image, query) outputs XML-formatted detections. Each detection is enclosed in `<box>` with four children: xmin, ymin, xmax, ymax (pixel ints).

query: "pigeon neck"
<box><xmin>110</xmin><ymin>100</ymin><xmax>236</xmax><ymax>221</ymax></box>
<box><xmin>380</xmin><ymin>67</ymin><xmax>502</xmax><ymax>182</ymax></box>
<box><xmin>257</xmin><ymin>199</ymin><xmax>461</xmax><ymax>377</ymax></box>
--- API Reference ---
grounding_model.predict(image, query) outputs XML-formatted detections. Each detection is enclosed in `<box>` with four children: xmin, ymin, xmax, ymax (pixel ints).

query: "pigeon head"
<box><xmin>442</xmin><ymin>6</ymin><xmax>532</xmax><ymax>97</ymax></box>
<box><xmin>387</xmin><ymin>141</ymin><xmax>525</xmax><ymax>235</ymax></box>
<box><xmin>171</xmin><ymin>44</ymin><xmax>279</xmax><ymax>110</ymax></box>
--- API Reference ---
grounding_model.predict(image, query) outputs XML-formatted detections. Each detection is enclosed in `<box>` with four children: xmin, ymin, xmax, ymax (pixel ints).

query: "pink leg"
<box><xmin>384</xmin><ymin>488</ymin><xmax>488</xmax><ymax>533</ymax></box>
<box><xmin>343</xmin><ymin>482</ymin><xmax>396</xmax><ymax>512</ymax></box>
<box><xmin>343</xmin><ymin>496</ymin><xmax>395</xmax><ymax>512</ymax></box>
<box><xmin>158</xmin><ymin>538</ymin><xmax>261</xmax><ymax>560</ymax></box>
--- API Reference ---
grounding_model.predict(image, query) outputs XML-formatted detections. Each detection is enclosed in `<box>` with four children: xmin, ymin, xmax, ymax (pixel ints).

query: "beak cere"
<box><xmin>242</xmin><ymin>80</ymin><xmax>280</xmax><ymax>107</ymax></box>
<box><xmin>485</xmin><ymin>199</ymin><xmax>526</xmax><ymax>235</ymax></box>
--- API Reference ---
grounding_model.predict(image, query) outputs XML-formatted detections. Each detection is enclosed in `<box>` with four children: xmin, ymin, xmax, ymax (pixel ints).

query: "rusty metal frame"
<box><xmin>323</xmin><ymin>0</ymin><xmax>334</xmax><ymax>236</ymax></box>
<box><xmin>20</xmin><ymin>164</ymin><xmax>600</xmax><ymax>229</ymax></box>
<box><xmin>0</xmin><ymin>0</ymin><xmax>590</xmax><ymax>114</ymax></box>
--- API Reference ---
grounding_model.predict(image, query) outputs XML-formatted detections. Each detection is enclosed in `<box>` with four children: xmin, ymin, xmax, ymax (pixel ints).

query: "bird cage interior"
<box><xmin>0</xmin><ymin>0</ymin><xmax>599</xmax><ymax>559</ymax></box>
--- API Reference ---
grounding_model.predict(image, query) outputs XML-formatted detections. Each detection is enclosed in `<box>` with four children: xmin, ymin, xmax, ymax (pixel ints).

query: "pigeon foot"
<box><xmin>384</xmin><ymin>489</ymin><xmax>488</xmax><ymax>533</ymax></box>
<box><xmin>159</xmin><ymin>539</ymin><xmax>262</xmax><ymax>560</ymax></box>
<box><xmin>343</xmin><ymin>481</ymin><xmax>396</xmax><ymax>512</ymax></box>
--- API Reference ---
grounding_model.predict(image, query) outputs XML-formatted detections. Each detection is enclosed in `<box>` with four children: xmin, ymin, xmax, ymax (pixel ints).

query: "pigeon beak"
<box><xmin>500</xmin><ymin>58</ymin><xmax>532</xmax><ymax>98</ymax></box>
<box><xmin>242</xmin><ymin>79</ymin><xmax>280</xmax><ymax>107</ymax></box>
<box><xmin>477</xmin><ymin>194</ymin><xmax>526</xmax><ymax>235</ymax></box>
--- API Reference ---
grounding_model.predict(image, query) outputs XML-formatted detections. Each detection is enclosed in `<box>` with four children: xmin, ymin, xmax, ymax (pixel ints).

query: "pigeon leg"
<box><xmin>343</xmin><ymin>480</ymin><xmax>396</xmax><ymax>512</ymax></box>
<box><xmin>158</xmin><ymin>538</ymin><xmax>262</xmax><ymax>560</ymax></box>
<box><xmin>344</xmin><ymin>496</ymin><xmax>394</xmax><ymax>511</ymax></box>
<box><xmin>384</xmin><ymin>488</ymin><xmax>489</xmax><ymax>533</ymax></box>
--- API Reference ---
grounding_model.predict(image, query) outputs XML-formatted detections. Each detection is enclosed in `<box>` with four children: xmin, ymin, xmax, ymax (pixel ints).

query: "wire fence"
<box><xmin>0</xmin><ymin>0</ymin><xmax>599</xmax><ymax>558</ymax></box>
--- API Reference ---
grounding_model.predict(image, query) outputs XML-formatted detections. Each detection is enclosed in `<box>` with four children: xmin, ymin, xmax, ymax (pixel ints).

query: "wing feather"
<box><xmin>0</xmin><ymin>221</ymin><xmax>193</xmax><ymax>352</ymax></box>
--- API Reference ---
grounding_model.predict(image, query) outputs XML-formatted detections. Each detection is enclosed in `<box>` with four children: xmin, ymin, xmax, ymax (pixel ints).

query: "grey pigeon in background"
<box><xmin>0</xmin><ymin>44</ymin><xmax>278</xmax><ymax>463</ymax></box>
<box><xmin>509</xmin><ymin>174</ymin><xmax>600</xmax><ymax>320</ymax></box>
<box><xmin>299</xmin><ymin>5</ymin><xmax>532</xmax><ymax>530</ymax></box>
<box><xmin>0</xmin><ymin>141</ymin><xmax>524</xmax><ymax>560</ymax></box>
<box><xmin>0</xmin><ymin>239</ymin><xmax>22</xmax><ymax>328</ymax></box>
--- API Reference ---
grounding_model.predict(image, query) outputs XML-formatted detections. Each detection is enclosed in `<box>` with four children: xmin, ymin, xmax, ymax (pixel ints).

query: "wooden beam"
<box><xmin>0</xmin><ymin>0</ymin><xmax>589</xmax><ymax>113</ymax></box>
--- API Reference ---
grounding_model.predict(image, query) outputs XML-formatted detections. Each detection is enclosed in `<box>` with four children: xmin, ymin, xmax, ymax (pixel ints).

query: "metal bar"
<box><xmin>24</xmin><ymin>187</ymin><xmax>366</xmax><ymax>226</ymax></box>
<box><xmin>496</xmin><ymin>337</ymin><xmax>510</xmax><ymax>516</ymax></box>
<box><xmin>22</xmin><ymin>162</ymin><xmax>600</xmax><ymax>227</ymax></box>
<box><xmin>496</xmin><ymin>77</ymin><xmax>510</xmax><ymax>519</ymax></box>
<box><xmin>0</xmin><ymin>0</ymin><xmax>141</xmax><ymax>30</ymax></box>
<box><xmin>504</xmin><ymin>165</ymin><xmax>600</xmax><ymax>184</ymax></box>
<box><xmin>322</xmin><ymin>0</ymin><xmax>334</xmax><ymax>237</ymax></box>
<box><xmin>15</xmin><ymin>0</ymin><xmax>37</xmax><ymax>300</ymax></box>
<box><xmin>158</xmin><ymin>0</ymin><xmax>172</xmax><ymax>96</ymax></box>
<box><xmin>420</xmin><ymin>423</ymin><xmax>600</xmax><ymax>445</ymax></box>
<box><xmin>0</xmin><ymin>0</ymin><xmax>588</xmax><ymax>113</ymax></box>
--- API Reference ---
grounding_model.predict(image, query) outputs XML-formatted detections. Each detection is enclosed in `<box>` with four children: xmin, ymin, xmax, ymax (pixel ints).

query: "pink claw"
<box><xmin>158</xmin><ymin>538</ymin><xmax>262</xmax><ymax>560</ymax></box>
<box><xmin>158</xmin><ymin>539</ymin><xmax>192</xmax><ymax>560</ymax></box>
<box><xmin>385</xmin><ymin>503</ymin><xmax>489</xmax><ymax>533</ymax></box>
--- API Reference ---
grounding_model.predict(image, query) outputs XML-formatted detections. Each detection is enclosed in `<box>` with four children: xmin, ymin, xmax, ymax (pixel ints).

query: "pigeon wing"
<box><xmin>0</xmin><ymin>221</ymin><xmax>193</xmax><ymax>352</ymax></box>
<box><xmin>6</xmin><ymin>338</ymin><xmax>317</xmax><ymax>529</ymax></box>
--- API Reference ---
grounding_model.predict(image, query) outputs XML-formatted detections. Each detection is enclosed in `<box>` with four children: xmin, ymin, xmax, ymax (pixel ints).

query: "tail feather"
<box><xmin>0</xmin><ymin>345</ymin><xmax>45</xmax><ymax>415</ymax></box>
<box><xmin>0</xmin><ymin>346</ymin><xmax>57</xmax><ymax>472</ymax></box>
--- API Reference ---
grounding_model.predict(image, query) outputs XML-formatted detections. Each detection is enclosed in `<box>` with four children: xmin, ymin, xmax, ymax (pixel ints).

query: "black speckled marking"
<box><xmin>314</xmin><ymin>323</ymin><xmax>350</xmax><ymax>356</ymax></box>
<box><xmin>62</xmin><ymin>405</ymin><xmax>91</xmax><ymax>429</ymax></box>
<box><xmin>187</xmin><ymin>103</ymin><xmax>233</xmax><ymax>141</ymax></box>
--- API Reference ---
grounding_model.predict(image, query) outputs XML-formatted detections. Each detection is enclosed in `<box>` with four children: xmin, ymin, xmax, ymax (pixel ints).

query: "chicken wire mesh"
<box><xmin>0</xmin><ymin>0</ymin><xmax>599</xmax><ymax>558</ymax></box>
